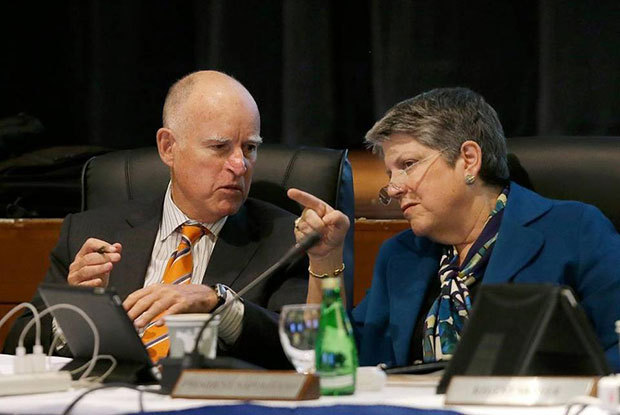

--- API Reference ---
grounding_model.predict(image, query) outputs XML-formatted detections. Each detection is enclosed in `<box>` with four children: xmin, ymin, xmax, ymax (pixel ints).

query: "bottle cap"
<box><xmin>321</xmin><ymin>277</ymin><xmax>340</xmax><ymax>289</ymax></box>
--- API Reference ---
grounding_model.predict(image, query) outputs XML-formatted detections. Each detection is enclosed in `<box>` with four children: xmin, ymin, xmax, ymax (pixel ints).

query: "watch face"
<box><xmin>214</xmin><ymin>284</ymin><xmax>227</xmax><ymax>306</ymax></box>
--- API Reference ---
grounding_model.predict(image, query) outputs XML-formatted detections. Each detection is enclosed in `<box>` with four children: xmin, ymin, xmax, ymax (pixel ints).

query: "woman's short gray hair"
<box><xmin>365</xmin><ymin>87</ymin><xmax>509</xmax><ymax>186</ymax></box>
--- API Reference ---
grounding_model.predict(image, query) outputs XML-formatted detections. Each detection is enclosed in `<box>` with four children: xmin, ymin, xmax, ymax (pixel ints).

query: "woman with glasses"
<box><xmin>288</xmin><ymin>87</ymin><xmax>620</xmax><ymax>371</ymax></box>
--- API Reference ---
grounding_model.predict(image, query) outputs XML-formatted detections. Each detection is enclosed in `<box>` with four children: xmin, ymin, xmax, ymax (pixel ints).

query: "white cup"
<box><xmin>163</xmin><ymin>313</ymin><xmax>220</xmax><ymax>359</ymax></box>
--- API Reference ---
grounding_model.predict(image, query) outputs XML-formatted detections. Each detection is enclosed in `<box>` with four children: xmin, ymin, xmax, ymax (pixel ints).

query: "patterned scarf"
<box><xmin>422</xmin><ymin>186</ymin><xmax>509</xmax><ymax>363</ymax></box>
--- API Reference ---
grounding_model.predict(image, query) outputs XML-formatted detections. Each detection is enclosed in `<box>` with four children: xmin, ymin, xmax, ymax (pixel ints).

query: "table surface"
<box><xmin>0</xmin><ymin>355</ymin><xmax>607</xmax><ymax>415</ymax></box>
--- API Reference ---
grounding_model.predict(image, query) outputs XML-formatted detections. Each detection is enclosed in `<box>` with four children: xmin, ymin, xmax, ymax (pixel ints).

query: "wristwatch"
<box><xmin>211</xmin><ymin>283</ymin><xmax>228</xmax><ymax>310</ymax></box>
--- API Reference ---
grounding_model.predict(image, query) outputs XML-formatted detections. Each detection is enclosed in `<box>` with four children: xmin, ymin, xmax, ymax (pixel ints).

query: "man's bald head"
<box><xmin>162</xmin><ymin>70</ymin><xmax>259</xmax><ymax>132</ymax></box>
<box><xmin>156</xmin><ymin>70</ymin><xmax>261</xmax><ymax>222</ymax></box>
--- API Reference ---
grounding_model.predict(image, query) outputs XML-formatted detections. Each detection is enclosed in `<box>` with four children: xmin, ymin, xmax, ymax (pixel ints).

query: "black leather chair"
<box><xmin>508</xmin><ymin>136</ymin><xmax>620</xmax><ymax>232</ymax></box>
<box><xmin>81</xmin><ymin>145</ymin><xmax>356</xmax><ymax>306</ymax></box>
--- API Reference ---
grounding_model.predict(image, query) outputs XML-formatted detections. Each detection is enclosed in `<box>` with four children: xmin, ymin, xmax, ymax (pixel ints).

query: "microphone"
<box><xmin>235</xmin><ymin>230</ymin><xmax>321</xmax><ymax>299</ymax></box>
<box><xmin>184</xmin><ymin>231</ymin><xmax>322</xmax><ymax>368</ymax></box>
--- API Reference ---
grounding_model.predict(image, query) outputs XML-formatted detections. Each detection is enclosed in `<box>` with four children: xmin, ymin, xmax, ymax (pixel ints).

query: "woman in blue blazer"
<box><xmin>289</xmin><ymin>87</ymin><xmax>620</xmax><ymax>372</ymax></box>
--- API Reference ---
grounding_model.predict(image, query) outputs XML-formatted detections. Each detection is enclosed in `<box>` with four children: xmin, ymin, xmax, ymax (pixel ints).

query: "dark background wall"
<box><xmin>1</xmin><ymin>0</ymin><xmax>619</xmax><ymax>153</ymax></box>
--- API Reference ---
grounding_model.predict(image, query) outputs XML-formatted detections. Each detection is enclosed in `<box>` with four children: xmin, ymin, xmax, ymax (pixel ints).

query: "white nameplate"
<box><xmin>172</xmin><ymin>369</ymin><xmax>319</xmax><ymax>401</ymax></box>
<box><xmin>445</xmin><ymin>376</ymin><xmax>596</xmax><ymax>406</ymax></box>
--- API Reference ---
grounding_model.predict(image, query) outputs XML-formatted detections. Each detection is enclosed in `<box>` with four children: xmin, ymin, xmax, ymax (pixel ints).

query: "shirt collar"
<box><xmin>160</xmin><ymin>182</ymin><xmax>227</xmax><ymax>241</ymax></box>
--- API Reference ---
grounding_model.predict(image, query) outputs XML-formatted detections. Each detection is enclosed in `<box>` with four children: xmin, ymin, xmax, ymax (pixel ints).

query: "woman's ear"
<box><xmin>156</xmin><ymin>127</ymin><xmax>176</xmax><ymax>168</ymax></box>
<box><xmin>460</xmin><ymin>140</ymin><xmax>483</xmax><ymax>178</ymax></box>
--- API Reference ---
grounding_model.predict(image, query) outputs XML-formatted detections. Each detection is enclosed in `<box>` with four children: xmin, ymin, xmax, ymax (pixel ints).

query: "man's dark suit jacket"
<box><xmin>4</xmin><ymin>196</ymin><xmax>307</xmax><ymax>369</ymax></box>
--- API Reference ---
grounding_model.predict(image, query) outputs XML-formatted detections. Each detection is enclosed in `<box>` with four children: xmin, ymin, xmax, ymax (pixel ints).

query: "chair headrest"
<box><xmin>82</xmin><ymin>145</ymin><xmax>353</xmax><ymax>217</ymax></box>
<box><xmin>508</xmin><ymin>136</ymin><xmax>620</xmax><ymax>231</ymax></box>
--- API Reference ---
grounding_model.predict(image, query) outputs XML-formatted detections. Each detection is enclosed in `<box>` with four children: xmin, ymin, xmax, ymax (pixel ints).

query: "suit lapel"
<box><xmin>484</xmin><ymin>218</ymin><xmax>544</xmax><ymax>284</ymax></box>
<box><xmin>203</xmin><ymin>205</ymin><xmax>260</xmax><ymax>288</ymax></box>
<box><xmin>484</xmin><ymin>183</ymin><xmax>552</xmax><ymax>284</ymax></box>
<box><xmin>108</xmin><ymin>199</ymin><xmax>162</xmax><ymax>300</ymax></box>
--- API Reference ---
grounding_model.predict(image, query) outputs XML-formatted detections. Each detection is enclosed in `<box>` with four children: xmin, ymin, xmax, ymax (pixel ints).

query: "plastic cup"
<box><xmin>163</xmin><ymin>313</ymin><xmax>220</xmax><ymax>359</ymax></box>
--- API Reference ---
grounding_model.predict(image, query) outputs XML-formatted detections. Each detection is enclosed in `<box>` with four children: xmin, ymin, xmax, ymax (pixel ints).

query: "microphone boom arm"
<box><xmin>189</xmin><ymin>231</ymin><xmax>321</xmax><ymax>358</ymax></box>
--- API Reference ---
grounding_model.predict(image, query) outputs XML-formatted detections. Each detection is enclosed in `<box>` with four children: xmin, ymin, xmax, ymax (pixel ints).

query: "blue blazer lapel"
<box><xmin>485</xmin><ymin>183</ymin><xmax>551</xmax><ymax>284</ymax></box>
<box><xmin>387</xmin><ymin>234</ymin><xmax>442</xmax><ymax>366</ymax></box>
<box><xmin>485</xmin><ymin>218</ymin><xmax>544</xmax><ymax>283</ymax></box>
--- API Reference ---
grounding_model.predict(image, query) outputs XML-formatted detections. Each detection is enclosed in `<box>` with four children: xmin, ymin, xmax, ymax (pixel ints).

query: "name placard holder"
<box><xmin>172</xmin><ymin>369</ymin><xmax>320</xmax><ymax>401</ymax></box>
<box><xmin>445</xmin><ymin>376</ymin><xmax>597</xmax><ymax>406</ymax></box>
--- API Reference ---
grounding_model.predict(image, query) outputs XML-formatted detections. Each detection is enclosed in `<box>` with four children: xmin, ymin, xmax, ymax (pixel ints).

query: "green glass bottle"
<box><xmin>315</xmin><ymin>277</ymin><xmax>358</xmax><ymax>395</ymax></box>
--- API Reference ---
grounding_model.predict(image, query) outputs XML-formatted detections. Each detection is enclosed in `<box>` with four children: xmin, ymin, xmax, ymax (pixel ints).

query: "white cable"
<box><xmin>69</xmin><ymin>358</ymin><xmax>98</xmax><ymax>375</ymax></box>
<box><xmin>70</xmin><ymin>354</ymin><xmax>118</xmax><ymax>386</ymax></box>
<box><xmin>0</xmin><ymin>302</ymin><xmax>41</xmax><ymax>347</ymax></box>
<box><xmin>19</xmin><ymin>303</ymin><xmax>100</xmax><ymax>380</ymax></box>
<box><xmin>90</xmin><ymin>354</ymin><xmax>117</xmax><ymax>383</ymax></box>
<box><xmin>49</xmin><ymin>331</ymin><xmax>63</xmax><ymax>356</ymax></box>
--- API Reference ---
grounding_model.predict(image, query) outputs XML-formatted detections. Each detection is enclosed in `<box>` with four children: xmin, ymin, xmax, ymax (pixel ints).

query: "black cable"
<box><xmin>61</xmin><ymin>382</ymin><xmax>158</xmax><ymax>415</ymax></box>
<box><xmin>139</xmin><ymin>389</ymin><xmax>145</xmax><ymax>412</ymax></box>
<box><xmin>564</xmin><ymin>402</ymin><xmax>590</xmax><ymax>415</ymax></box>
<box><xmin>573</xmin><ymin>404</ymin><xmax>589</xmax><ymax>415</ymax></box>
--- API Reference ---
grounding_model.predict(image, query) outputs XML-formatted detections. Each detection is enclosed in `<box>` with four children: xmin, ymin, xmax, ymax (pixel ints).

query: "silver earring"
<box><xmin>465</xmin><ymin>174</ymin><xmax>476</xmax><ymax>185</ymax></box>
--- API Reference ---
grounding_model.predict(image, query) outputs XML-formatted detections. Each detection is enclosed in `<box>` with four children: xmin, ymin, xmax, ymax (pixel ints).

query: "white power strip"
<box><xmin>0</xmin><ymin>371</ymin><xmax>72</xmax><ymax>396</ymax></box>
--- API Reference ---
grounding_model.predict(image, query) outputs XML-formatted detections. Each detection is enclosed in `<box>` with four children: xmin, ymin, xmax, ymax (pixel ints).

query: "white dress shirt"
<box><xmin>143</xmin><ymin>183</ymin><xmax>244</xmax><ymax>346</ymax></box>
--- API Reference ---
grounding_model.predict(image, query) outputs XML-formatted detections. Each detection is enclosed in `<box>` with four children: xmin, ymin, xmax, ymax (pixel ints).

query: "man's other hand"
<box><xmin>67</xmin><ymin>238</ymin><xmax>122</xmax><ymax>288</ymax></box>
<box><xmin>123</xmin><ymin>284</ymin><xmax>219</xmax><ymax>329</ymax></box>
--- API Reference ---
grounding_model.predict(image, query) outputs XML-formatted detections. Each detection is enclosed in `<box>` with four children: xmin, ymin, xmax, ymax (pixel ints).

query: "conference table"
<box><xmin>0</xmin><ymin>355</ymin><xmax>606</xmax><ymax>415</ymax></box>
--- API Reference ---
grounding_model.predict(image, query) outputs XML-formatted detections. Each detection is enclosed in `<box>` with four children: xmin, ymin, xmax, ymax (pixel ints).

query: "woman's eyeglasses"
<box><xmin>378</xmin><ymin>149</ymin><xmax>446</xmax><ymax>205</ymax></box>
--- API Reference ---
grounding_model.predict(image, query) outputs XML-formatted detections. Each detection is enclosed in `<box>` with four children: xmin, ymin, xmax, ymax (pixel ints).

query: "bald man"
<box><xmin>4</xmin><ymin>71</ymin><xmax>306</xmax><ymax>369</ymax></box>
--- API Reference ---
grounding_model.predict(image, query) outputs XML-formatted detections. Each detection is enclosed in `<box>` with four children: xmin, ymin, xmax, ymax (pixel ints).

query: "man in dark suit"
<box><xmin>4</xmin><ymin>71</ymin><xmax>304</xmax><ymax>369</ymax></box>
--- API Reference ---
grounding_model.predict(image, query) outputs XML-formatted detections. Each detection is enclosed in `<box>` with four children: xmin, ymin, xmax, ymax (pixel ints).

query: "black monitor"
<box><xmin>437</xmin><ymin>283</ymin><xmax>611</xmax><ymax>393</ymax></box>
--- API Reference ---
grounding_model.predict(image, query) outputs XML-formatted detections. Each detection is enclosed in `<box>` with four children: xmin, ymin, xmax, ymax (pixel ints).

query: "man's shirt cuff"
<box><xmin>214</xmin><ymin>285</ymin><xmax>244</xmax><ymax>347</ymax></box>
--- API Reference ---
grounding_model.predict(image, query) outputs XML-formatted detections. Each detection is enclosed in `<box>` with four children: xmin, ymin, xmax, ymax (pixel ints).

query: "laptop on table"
<box><xmin>38</xmin><ymin>283</ymin><xmax>160</xmax><ymax>384</ymax></box>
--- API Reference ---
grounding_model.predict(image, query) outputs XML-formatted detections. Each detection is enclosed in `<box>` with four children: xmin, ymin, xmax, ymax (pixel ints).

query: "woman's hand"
<box><xmin>287</xmin><ymin>188</ymin><xmax>350</xmax><ymax>262</ymax></box>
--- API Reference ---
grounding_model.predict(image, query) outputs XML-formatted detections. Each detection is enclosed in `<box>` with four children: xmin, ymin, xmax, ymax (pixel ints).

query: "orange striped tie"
<box><xmin>141</xmin><ymin>224</ymin><xmax>207</xmax><ymax>363</ymax></box>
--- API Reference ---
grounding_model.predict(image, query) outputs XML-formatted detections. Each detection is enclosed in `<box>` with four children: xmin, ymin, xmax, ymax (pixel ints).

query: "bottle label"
<box><xmin>320</xmin><ymin>374</ymin><xmax>354</xmax><ymax>389</ymax></box>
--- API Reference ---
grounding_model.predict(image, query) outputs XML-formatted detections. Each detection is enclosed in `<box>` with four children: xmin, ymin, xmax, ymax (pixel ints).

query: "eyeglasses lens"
<box><xmin>378</xmin><ymin>187</ymin><xmax>391</xmax><ymax>205</ymax></box>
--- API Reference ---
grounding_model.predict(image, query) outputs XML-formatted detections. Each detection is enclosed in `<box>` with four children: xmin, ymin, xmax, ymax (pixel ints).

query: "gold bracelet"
<box><xmin>308</xmin><ymin>263</ymin><xmax>345</xmax><ymax>279</ymax></box>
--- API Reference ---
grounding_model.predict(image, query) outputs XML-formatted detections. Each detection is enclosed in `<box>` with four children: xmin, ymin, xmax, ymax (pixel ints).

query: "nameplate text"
<box><xmin>445</xmin><ymin>376</ymin><xmax>596</xmax><ymax>406</ymax></box>
<box><xmin>172</xmin><ymin>369</ymin><xmax>320</xmax><ymax>401</ymax></box>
